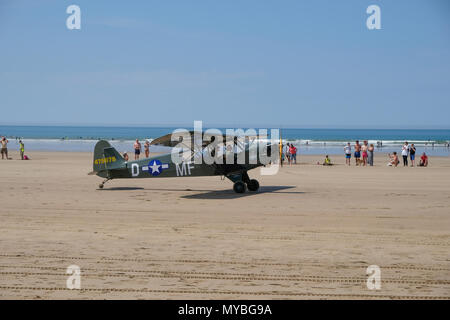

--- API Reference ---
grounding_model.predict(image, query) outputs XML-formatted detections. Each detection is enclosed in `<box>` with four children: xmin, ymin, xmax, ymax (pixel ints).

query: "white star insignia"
<box><xmin>150</xmin><ymin>161</ymin><xmax>161</xmax><ymax>173</ymax></box>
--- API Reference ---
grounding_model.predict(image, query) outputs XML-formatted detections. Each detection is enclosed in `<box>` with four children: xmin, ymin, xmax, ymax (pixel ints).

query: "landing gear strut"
<box><xmin>99</xmin><ymin>177</ymin><xmax>111</xmax><ymax>189</ymax></box>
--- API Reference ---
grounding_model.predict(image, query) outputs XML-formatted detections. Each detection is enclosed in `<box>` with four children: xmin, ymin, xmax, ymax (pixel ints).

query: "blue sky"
<box><xmin>1</xmin><ymin>0</ymin><xmax>449</xmax><ymax>128</ymax></box>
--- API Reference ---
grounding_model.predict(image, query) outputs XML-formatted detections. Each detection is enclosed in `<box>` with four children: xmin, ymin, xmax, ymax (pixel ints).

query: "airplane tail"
<box><xmin>91</xmin><ymin>140</ymin><xmax>125</xmax><ymax>175</ymax></box>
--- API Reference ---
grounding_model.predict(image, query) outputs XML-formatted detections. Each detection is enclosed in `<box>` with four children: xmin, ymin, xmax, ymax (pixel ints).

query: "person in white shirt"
<box><xmin>344</xmin><ymin>142</ymin><xmax>351</xmax><ymax>166</ymax></box>
<box><xmin>401</xmin><ymin>141</ymin><xmax>409</xmax><ymax>166</ymax></box>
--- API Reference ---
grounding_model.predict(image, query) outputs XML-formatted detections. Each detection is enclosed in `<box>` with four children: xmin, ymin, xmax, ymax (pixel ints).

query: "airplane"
<box><xmin>89</xmin><ymin>131</ymin><xmax>280</xmax><ymax>193</ymax></box>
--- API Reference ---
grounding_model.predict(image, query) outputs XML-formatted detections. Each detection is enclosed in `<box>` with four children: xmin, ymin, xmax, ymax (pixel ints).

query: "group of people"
<box><xmin>282</xmin><ymin>143</ymin><xmax>298</xmax><ymax>165</ymax></box>
<box><xmin>344</xmin><ymin>140</ymin><xmax>375</xmax><ymax>166</ymax></box>
<box><xmin>388</xmin><ymin>142</ymin><xmax>428</xmax><ymax>167</ymax></box>
<box><xmin>342</xmin><ymin>140</ymin><xmax>429</xmax><ymax>168</ymax></box>
<box><xmin>122</xmin><ymin>139</ymin><xmax>150</xmax><ymax>161</ymax></box>
<box><xmin>1</xmin><ymin>136</ymin><xmax>26</xmax><ymax>160</ymax></box>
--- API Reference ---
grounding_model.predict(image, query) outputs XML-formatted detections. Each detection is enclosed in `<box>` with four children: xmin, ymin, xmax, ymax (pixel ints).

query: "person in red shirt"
<box><xmin>419</xmin><ymin>153</ymin><xmax>428</xmax><ymax>167</ymax></box>
<box><xmin>289</xmin><ymin>144</ymin><xmax>297</xmax><ymax>164</ymax></box>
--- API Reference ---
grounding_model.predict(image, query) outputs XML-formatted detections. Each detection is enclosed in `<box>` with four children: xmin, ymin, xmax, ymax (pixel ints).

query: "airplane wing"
<box><xmin>150</xmin><ymin>131</ymin><xmax>259</xmax><ymax>149</ymax></box>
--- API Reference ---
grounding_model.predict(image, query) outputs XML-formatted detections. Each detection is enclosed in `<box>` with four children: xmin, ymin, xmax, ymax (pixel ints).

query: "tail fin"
<box><xmin>92</xmin><ymin>140</ymin><xmax>125</xmax><ymax>174</ymax></box>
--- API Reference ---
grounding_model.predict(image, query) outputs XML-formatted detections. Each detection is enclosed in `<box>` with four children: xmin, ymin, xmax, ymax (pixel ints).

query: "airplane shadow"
<box><xmin>181</xmin><ymin>186</ymin><xmax>302</xmax><ymax>200</ymax></box>
<box><xmin>100</xmin><ymin>187</ymin><xmax>145</xmax><ymax>191</ymax></box>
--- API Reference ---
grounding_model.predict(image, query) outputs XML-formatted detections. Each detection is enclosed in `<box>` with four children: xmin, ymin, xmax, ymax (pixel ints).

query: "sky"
<box><xmin>0</xmin><ymin>0</ymin><xmax>449</xmax><ymax>128</ymax></box>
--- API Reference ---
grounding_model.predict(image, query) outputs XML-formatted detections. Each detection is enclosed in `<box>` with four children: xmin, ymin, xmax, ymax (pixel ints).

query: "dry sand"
<box><xmin>0</xmin><ymin>151</ymin><xmax>449</xmax><ymax>299</ymax></box>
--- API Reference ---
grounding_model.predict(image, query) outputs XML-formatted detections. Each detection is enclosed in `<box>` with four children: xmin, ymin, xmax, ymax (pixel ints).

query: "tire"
<box><xmin>233</xmin><ymin>181</ymin><xmax>247</xmax><ymax>193</ymax></box>
<box><xmin>247</xmin><ymin>179</ymin><xmax>260</xmax><ymax>191</ymax></box>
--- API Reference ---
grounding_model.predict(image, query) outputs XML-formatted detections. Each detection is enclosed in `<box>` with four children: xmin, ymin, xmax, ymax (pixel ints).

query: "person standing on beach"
<box><xmin>344</xmin><ymin>142</ymin><xmax>351</xmax><ymax>166</ymax></box>
<box><xmin>361</xmin><ymin>140</ymin><xmax>369</xmax><ymax>166</ymax></box>
<box><xmin>19</xmin><ymin>140</ymin><xmax>25</xmax><ymax>160</ymax></box>
<box><xmin>285</xmin><ymin>143</ymin><xmax>291</xmax><ymax>165</ymax></box>
<box><xmin>409</xmin><ymin>143</ymin><xmax>416</xmax><ymax>167</ymax></box>
<box><xmin>368</xmin><ymin>144</ymin><xmax>374</xmax><ymax>166</ymax></box>
<box><xmin>134</xmin><ymin>139</ymin><xmax>142</xmax><ymax>160</ymax></box>
<box><xmin>289</xmin><ymin>143</ymin><xmax>297</xmax><ymax>164</ymax></box>
<box><xmin>354</xmin><ymin>140</ymin><xmax>361</xmax><ymax>166</ymax></box>
<box><xmin>401</xmin><ymin>141</ymin><xmax>409</xmax><ymax>166</ymax></box>
<box><xmin>144</xmin><ymin>140</ymin><xmax>150</xmax><ymax>158</ymax></box>
<box><xmin>1</xmin><ymin>137</ymin><xmax>9</xmax><ymax>160</ymax></box>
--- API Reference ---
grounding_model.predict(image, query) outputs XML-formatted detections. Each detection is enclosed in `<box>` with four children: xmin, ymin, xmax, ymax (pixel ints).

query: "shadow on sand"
<box><xmin>100</xmin><ymin>187</ymin><xmax>145</xmax><ymax>191</ymax></box>
<box><xmin>181</xmin><ymin>186</ymin><xmax>302</xmax><ymax>200</ymax></box>
<box><xmin>99</xmin><ymin>186</ymin><xmax>302</xmax><ymax>199</ymax></box>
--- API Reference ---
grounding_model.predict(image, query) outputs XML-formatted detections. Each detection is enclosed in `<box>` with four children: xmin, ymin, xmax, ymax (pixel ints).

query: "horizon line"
<box><xmin>1</xmin><ymin>123</ymin><xmax>450</xmax><ymax>131</ymax></box>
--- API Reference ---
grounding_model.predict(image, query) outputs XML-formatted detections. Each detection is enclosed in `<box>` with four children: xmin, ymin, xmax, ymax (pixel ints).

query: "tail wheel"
<box><xmin>247</xmin><ymin>179</ymin><xmax>260</xmax><ymax>191</ymax></box>
<box><xmin>233</xmin><ymin>181</ymin><xmax>247</xmax><ymax>193</ymax></box>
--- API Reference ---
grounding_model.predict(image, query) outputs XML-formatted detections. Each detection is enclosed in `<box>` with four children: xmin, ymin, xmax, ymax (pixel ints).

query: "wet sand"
<box><xmin>0</xmin><ymin>152</ymin><xmax>449</xmax><ymax>299</ymax></box>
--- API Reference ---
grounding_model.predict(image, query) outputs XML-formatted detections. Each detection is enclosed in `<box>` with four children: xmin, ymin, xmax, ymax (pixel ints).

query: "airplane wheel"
<box><xmin>99</xmin><ymin>184</ymin><xmax>104</xmax><ymax>189</ymax></box>
<box><xmin>247</xmin><ymin>179</ymin><xmax>260</xmax><ymax>192</ymax></box>
<box><xmin>233</xmin><ymin>181</ymin><xmax>247</xmax><ymax>193</ymax></box>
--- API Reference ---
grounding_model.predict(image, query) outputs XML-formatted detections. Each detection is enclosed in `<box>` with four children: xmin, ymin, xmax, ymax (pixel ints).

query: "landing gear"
<box><xmin>233</xmin><ymin>181</ymin><xmax>247</xmax><ymax>193</ymax></box>
<box><xmin>98</xmin><ymin>177</ymin><xmax>111</xmax><ymax>189</ymax></box>
<box><xmin>247</xmin><ymin>179</ymin><xmax>260</xmax><ymax>192</ymax></box>
<box><xmin>229</xmin><ymin>171</ymin><xmax>260</xmax><ymax>193</ymax></box>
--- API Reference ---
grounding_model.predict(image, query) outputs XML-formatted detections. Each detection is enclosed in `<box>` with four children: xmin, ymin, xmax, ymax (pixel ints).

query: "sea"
<box><xmin>1</xmin><ymin>125</ymin><xmax>449</xmax><ymax>156</ymax></box>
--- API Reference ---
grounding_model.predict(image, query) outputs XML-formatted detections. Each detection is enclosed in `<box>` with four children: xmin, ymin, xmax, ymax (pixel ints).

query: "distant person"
<box><xmin>144</xmin><ymin>140</ymin><xmax>150</xmax><ymax>158</ymax></box>
<box><xmin>354</xmin><ymin>140</ymin><xmax>361</xmax><ymax>166</ymax></box>
<box><xmin>1</xmin><ymin>137</ymin><xmax>9</xmax><ymax>160</ymax></box>
<box><xmin>285</xmin><ymin>143</ymin><xmax>291</xmax><ymax>165</ymax></box>
<box><xmin>401</xmin><ymin>141</ymin><xmax>409</xmax><ymax>166</ymax></box>
<box><xmin>323</xmin><ymin>155</ymin><xmax>332</xmax><ymax>166</ymax></box>
<box><xmin>361</xmin><ymin>140</ymin><xmax>369</xmax><ymax>166</ymax></box>
<box><xmin>409</xmin><ymin>143</ymin><xmax>416</xmax><ymax>167</ymax></box>
<box><xmin>419</xmin><ymin>153</ymin><xmax>428</xmax><ymax>167</ymax></box>
<box><xmin>368</xmin><ymin>143</ymin><xmax>374</xmax><ymax>166</ymax></box>
<box><xmin>133</xmin><ymin>139</ymin><xmax>142</xmax><ymax>160</ymax></box>
<box><xmin>388</xmin><ymin>152</ymin><xmax>399</xmax><ymax>167</ymax></box>
<box><xmin>289</xmin><ymin>144</ymin><xmax>297</xmax><ymax>164</ymax></box>
<box><xmin>344</xmin><ymin>142</ymin><xmax>351</xmax><ymax>166</ymax></box>
<box><xmin>19</xmin><ymin>140</ymin><xmax>25</xmax><ymax>160</ymax></box>
<box><xmin>123</xmin><ymin>152</ymin><xmax>129</xmax><ymax>161</ymax></box>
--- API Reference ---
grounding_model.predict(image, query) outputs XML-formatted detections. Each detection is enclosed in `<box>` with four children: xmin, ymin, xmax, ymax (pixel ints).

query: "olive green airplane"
<box><xmin>89</xmin><ymin>131</ymin><xmax>280</xmax><ymax>193</ymax></box>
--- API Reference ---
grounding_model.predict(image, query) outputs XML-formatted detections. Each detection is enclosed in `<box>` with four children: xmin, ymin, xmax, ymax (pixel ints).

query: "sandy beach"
<box><xmin>0</xmin><ymin>151</ymin><xmax>449</xmax><ymax>299</ymax></box>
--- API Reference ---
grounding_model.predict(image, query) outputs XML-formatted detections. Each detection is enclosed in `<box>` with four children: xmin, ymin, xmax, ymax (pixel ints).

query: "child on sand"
<box><xmin>419</xmin><ymin>153</ymin><xmax>428</xmax><ymax>167</ymax></box>
<box><xmin>322</xmin><ymin>155</ymin><xmax>332</xmax><ymax>166</ymax></box>
<box><xmin>388</xmin><ymin>152</ymin><xmax>399</xmax><ymax>167</ymax></box>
